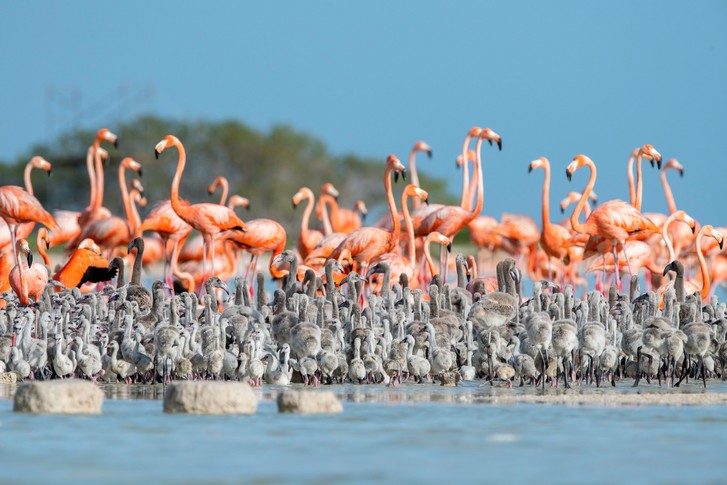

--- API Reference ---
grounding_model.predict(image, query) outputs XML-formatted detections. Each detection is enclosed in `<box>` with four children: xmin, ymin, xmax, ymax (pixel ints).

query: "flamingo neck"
<box><xmin>660</xmin><ymin>168</ymin><xmax>677</xmax><ymax>214</ymax></box>
<box><xmin>218</xmin><ymin>179</ymin><xmax>229</xmax><ymax>206</ymax></box>
<box><xmin>318</xmin><ymin>195</ymin><xmax>333</xmax><ymax>236</ymax></box>
<box><xmin>268</xmin><ymin>242</ymin><xmax>287</xmax><ymax>280</ymax></box>
<box><xmin>401</xmin><ymin>191</ymin><xmax>416</xmax><ymax>269</ymax></box>
<box><xmin>38</xmin><ymin>242</ymin><xmax>50</xmax><ymax>267</ymax></box>
<box><xmin>635</xmin><ymin>153</ymin><xmax>644</xmax><ymax>212</ymax></box>
<box><xmin>384</xmin><ymin>167</ymin><xmax>400</xmax><ymax>252</ymax></box>
<box><xmin>86</xmin><ymin>147</ymin><xmax>97</xmax><ymax>209</ymax></box>
<box><xmin>540</xmin><ymin>162</ymin><xmax>551</xmax><ymax>228</ymax></box>
<box><xmin>93</xmin><ymin>139</ymin><xmax>104</xmax><ymax>210</ymax></box>
<box><xmin>570</xmin><ymin>160</ymin><xmax>596</xmax><ymax>235</ymax></box>
<box><xmin>627</xmin><ymin>154</ymin><xmax>635</xmax><ymax>207</ymax></box>
<box><xmin>459</xmin><ymin>135</ymin><xmax>471</xmax><ymax>209</ymax></box>
<box><xmin>423</xmin><ymin>239</ymin><xmax>437</xmax><ymax>280</ymax></box>
<box><xmin>466</xmin><ymin>159</ymin><xmax>477</xmax><ymax>211</ymax></box>
<box><xmin>15</xmin><ymin>246</ymin><xmax>28</xmax><ymax>305</ymax></box>
<box><xmin>23</xmin><ymin>161</ymin><xmax>34</xmax><ymax>196</ymax></box>
<box><xmin>408</xmin><ymin>149</ymin><xmax>421</xmax><ymax>209</ymax></box>
<box><xmin>130</xmin><ymin>197</ymin><xmax>143</xmax><ymax>238</ymax></box>
<box><xmin>119</xmin><ymin>163</ymin><xmax>134</xmax><ymax>232</ymax></box>
<box><xmin>662</xmin><ymin>212</ymin><xmax>677</xmax><ymax>263</ymax></box>
<box><xmin>300</xmin><ymin>188</ymin><xmax>314</xmax><ymax>238</ymax></box>
<box><xmin>696</xmin><ymin>230</ymin><xmax>711</xmax><ymax>301</ymax></box>
<box><xmin>170</xmin><ymin>140</ymin><xmax>187</xmax><ymax>217</ymax></box>
<box><xmin>468</xmin><ymin>137</ymin><xmax>484</xmax><ymax>221</ymax></box>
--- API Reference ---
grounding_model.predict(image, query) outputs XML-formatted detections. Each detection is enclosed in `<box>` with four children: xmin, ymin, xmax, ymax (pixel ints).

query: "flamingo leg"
<box><xmin>621</xmin><ymin>241</ymin><xmax>635</xmax><ymax>278</ymax></box>
<box><xmin>611</xmin><ymin>242</ymin><xmax>621</xmax><ymax>290</ymax></box>
<box><xmin>210</xmin><ymin>235</ymin><xmax>216</xmax><ymax>280</ymax></box>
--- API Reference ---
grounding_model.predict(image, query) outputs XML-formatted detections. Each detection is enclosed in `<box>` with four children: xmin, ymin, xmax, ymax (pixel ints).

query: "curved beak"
<box><xmin>154</xmin><ymin>149</ymin><xmax>160</xmax><ymax>160</ymax></box>
<box><xmin>566</xmin><ymin>169</ymin><xmax>572</xmax><ymax>182</ymax></box>
<box><xmin>426</xmin><ymin>149</ymin><xmax>432</xmax><ymax>159</ymax></box>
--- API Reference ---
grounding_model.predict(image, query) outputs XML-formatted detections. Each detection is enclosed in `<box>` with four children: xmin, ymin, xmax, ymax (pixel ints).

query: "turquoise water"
<box><xmin>0</xmin><ymin>383</ymin><xmax>725</xmax><ymax>484</ymax></box>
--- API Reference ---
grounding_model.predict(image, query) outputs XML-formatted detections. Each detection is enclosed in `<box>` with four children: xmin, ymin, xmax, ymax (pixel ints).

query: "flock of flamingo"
<box><xmin>0</xmin><ymin>126</ymin><xmax>726</xmax><ymax>389</ymax></box>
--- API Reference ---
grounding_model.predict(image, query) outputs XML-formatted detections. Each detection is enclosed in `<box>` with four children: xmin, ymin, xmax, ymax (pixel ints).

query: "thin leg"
<box><xmin>611</xmin><ymin>243</ymin><xmax>620</xmax><ymax>289</ymax></box>
<box><xmin>621</xmin><ymin>241</ymin><xmax>635</xmax><ymax>278</ymax></box>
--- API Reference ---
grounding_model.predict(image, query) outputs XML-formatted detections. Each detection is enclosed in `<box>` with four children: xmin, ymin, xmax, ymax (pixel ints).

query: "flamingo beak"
<box><xmin>496</xmin><ymin>139</ymin><xmax>502</xmax><ymax>151</ymax></box>
<box><xmin>566</xmin><ymin>169</ymin><xmax>572</xmax><ymax>182</ymax></box>
<box><xmin>679</xmin><ymin>169</ymin><xmax>684</xmax><ymax>178</ymax></box>
<box><xmin>113</xmin><ymin>139</ymin><xmax>118</xmax><ymax>149</ymax></box>
<box><xmin>27</xmin><ymin>252</ymin><xmax>33</xmax><ymax>267</ymax></box>
<box><xmin>427</xmin><ymin>149</ymin><xmax>432</xmax><ymax>159</ymax></box>
<box><xmin>446</xmin><ymin>242</ymin><xmax>452</xmax><ymax>253</ymax></box>
<box><xmin>154</xmin><ymin>149</ymin><xmax>160</xmax><ymax>159</ymax></box>
<box><xmin>138</xmin><ymin>167</ymin><xmax>143</xmax><ymax>177</ymax></box>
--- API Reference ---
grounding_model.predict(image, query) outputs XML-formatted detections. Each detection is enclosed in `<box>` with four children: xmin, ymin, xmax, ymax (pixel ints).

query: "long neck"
<box><xmin>696</xmin><ymin>230</ymin><xmax>711</xmax><ymax>301</ymax></box>
<box><xmin>131</xmin><ymin>247</ymin><xmax>143</xmax><ymax>286</ymax></box>
<box><xmin>24</xmin><ymin>161</ymin><xmax>34</xmax><ymax>196</ymax></box>
<box><xmin>408</xmin><ymin>149</ymin><xmax>421</xmax><ymax>209</ymax></box>
<box><xmin>635</xmin><ymin>153</ymin><xmax>644</xmax><ymax>211</ymax></box>
<box><xmin>93</xmin><ymin>139</ymin><xmax>105</xmax><ymax>210</ymax></box>
<box><xmin>459</xmin><ymin>135</ymin><xmax>471</xmax><ymax>209</ymax></box>
<box><xmin>38</xmin><ymin>241</ymin><xmax>50</xmax><ymax>266</ymax></box>
<box><xmin>119</xmin><ymin>163</ymin><xmax>134</xmax><ymax>228</ymax></box>
<box><xmin>660</xmin><ymin>168</ymin><xmax>677</xmax><ymax>214</ymax></box>
<box><xmin>662</xmin><ymin>212</ymin><xmax>678</xmax><ymax>262</ymax></box>
<box><xmin>218</xmin><ymin>179</ymin><xmax>229</xmax><ymax>206</ymax></box>
<box><xmin>300</xmin><ymin>189</ymin><xmax>314</xmax><ymax>237</ymax></box>
<box><xmin>384</xmin><ymin>167</ymin><xmax>400</xmax><ymax>251</ymax></box>
<box><xmin>401</xmin><ymin>192</ymin><xmax>416</xmax><ymax>268</ymax></box>
<box><xmin>570</xmin><ymin>160</ymin><xmax>596</xmax><ymax>235</ymax></box>
<box><xmin>170</xmin><ymin>140</ymin><xmax>187</xmax><ymax>217</ymax></box>
<box><xmin>466</xmin><ymin>137</ymin><xmax>484</xmax><ymax>221</ymax></box>
<box><xmin>627</xmin><ymin>154</ymin><xmax>635</xmax><ymax>207</ymax></box>
<box><xmin>15</xmin><ymin>250</ymin><xmax>28</xmax><ymax>305</ymax></box>
<box><xmin>318</xmin><ymin>195</ymin><xmax>333</xmax><ymax>236</ymax></box>
<box><xmin>466</xmin><ymin>159</ymin><xmax>477</xmax><ymax>211</ymax></box>
<box><xmin>86</xmin><ymin>147</ymin><xmax>97</xmax><ymax>208</ymax></box>
<box><xmin>540</xmin><ymin>162</ymin><xmax>551</xmax><ymax>228</ymax></box>
<box><xmin>130</xmin><ymin>196</ymin><xmax>143</xmax><ymax>237</ymax></box>
<box><xmin>423</xmin><ymin>239</ymin><xmax>437</xmax><ymax>279</ymax></box>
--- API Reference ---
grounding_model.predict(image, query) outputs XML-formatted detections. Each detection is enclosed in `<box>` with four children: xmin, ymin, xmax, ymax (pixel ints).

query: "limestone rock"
<box><xmin>163</xmin><ymin>381</ymin><xmax>257</xmax><ymax>414</ymax></box>
<box><xmin>277</xmin><ymin>390</ymin><xmax>343</xmax><ymax>414</ymax></box>
<box><xmin>438</xmin><ymin>371</ymin><xmax>460</xmax><ymax>387</ymax></box>
<box><xmin>14</xmin><ymin>379</ymin><xmax>103</xmax><ymax>414</ymax></box>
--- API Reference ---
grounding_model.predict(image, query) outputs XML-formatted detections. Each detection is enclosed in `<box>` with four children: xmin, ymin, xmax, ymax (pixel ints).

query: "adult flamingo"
<box><xmin>208</xmin><ymin>176</ymin><xmax>230</xmax><ymax>206</ymax></box>
<box><xmin>9</xmin><ymin>239</ymin><xmax>49</xmax><ymax>305</ymax></box>
<box><xmin>0</xmin><ymin>185</ymin><xmax>57</xmax><ymax>262</ymax></box>
<box><xmin>221</xmin><ymin>195</ymin><xmax>287</xmax><ymax>283</ymax></box>
<box><xmin>416</xmin><ymin>128</ymin><xmax>501</xmax><ymax>280</ymax></box>
<box><xmin>154</xmin><ymin>135</ymin><xmax>248</xmax><ymax>284</ymax></box>
<box><xmin>368</xmin><ymin>184</ymin><xmax>429</xmax><ymax>287</ymax></box>
<box><xmin>70</xmin><ymin>157</ymin><xmax>143</xmax><ymax>252</ymax></box>
<box><xmin>660</xmin><ymin>225</ymin><xmax>723</xmax><ymax>304</ymax></box>
<box><xmin>78</xmin><ymin>128</ymin><xmax>118</xmax><ymax>227</ymax></box>
<box><xmin>53</xmin><ymin>239</ymin><xmax>120</xmax><ymax>289</ymax></box>
<box><xmin>407</xmin><ymin>140</ymin><xmax>432</xmax><ymax>210</ymax></box>
<box><xmin>566</xmin><ymin>154</ymin><xmax>660</xmax><ymax>287</ymax></box>
<box><xmin>327</xmin><ymin>155</ymin><xmax>407</xmax><ymax>275</ymax></box>
<box><xmin>630</xmin><ymin>144</ymin><xmax>662</xmax><ymax>212</ymax></box>
<box><xmin>317</xmin><ymin>189</ymin><xmax>367</xmax><ymax>234</ymax></box>
<box><xmin>292</xmin><ymin>187</ymin><xmax>325</xmax><ymax>260</ymax></box>
<box><xmin>529</xmin><ymin>157</ymin><xmax>574</xmax><ymax>271</ymax></box>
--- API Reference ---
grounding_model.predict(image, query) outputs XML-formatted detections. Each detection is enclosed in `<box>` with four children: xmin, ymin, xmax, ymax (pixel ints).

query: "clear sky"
<box><xmin>1</xmin><ymin>1</ymin><xmax>725</xmax><ymax>227</ymax></box>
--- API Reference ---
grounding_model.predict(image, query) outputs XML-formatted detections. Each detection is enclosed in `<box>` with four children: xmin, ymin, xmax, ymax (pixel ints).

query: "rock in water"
<box><xmin>163</xmin><ymin>382</ymin><xmax>257</xmax><ymax>414</ymax></box>
<box><xmin>14</xmin><ymin>380</ymin><xmax>103</xmax><ymax>414</ymax></box>
<box><xmin>439</xmin><ymin>371</ymin><xmax>460</xmax><ymax>387</ymax></box>
<box><xmin>277</xmin><ymin>390</ymin><xmax>343</xmax><ymax>414</ymax></box>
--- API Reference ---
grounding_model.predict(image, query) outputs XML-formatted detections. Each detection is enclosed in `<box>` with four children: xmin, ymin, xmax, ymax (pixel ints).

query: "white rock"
<box><xmin>277</xmin><ymin>390</ymin><xmax>343</xmax><ymax>414</ymax></box>
<box><xmin>14</xmin><ymin>379</ymin><xmax>103</xmax><ymax>414</ymax></box>
<box><xmin>163</xmin><ymin>381</ymin><xmax>257</xmax><ymax>415</ymax></box>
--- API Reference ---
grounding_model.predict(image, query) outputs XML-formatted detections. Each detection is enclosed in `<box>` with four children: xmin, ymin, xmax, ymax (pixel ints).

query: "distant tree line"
<box><xmin>0</xmin><ymin>115</ymin><xmax>456</xmax><ymax>243</ymax></box>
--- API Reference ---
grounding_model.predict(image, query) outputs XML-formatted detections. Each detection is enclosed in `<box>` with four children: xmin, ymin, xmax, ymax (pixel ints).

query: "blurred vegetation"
<box><xmin>0</xmin><ymin>115</ymin><xmax>457</xmax><ymax>246</ymax></box>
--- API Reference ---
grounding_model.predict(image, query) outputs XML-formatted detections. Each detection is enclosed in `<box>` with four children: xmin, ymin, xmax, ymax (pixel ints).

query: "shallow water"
<box><xmin>1</xmin><ymin>381</ymin><xmax>727</xmax><ymax>484</ymax></box>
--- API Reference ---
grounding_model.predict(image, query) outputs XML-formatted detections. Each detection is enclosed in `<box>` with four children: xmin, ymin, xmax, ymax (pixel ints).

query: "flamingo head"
<box><xmin>16</xmin><ymin>239</ymin><xmax>31</xmax><ymax>266</ymax></box>
<box><xmin>428</xmin><ymin>232</ymin><xmax>452</xmax><ymax>252</ymax></box>
<box><xmin>403</xmin><ymin>184</ymin><xmax>428</xmax><ymax>206</ymax></box>
<box><xmin>467</xmin><ymin>126</ymin><xmax>482</xmax><ymax>139</ymax></box>
<box><xmin>30</xmin><ymin>156</ymin><xmax>52</xmax><ymax>176</ymax></box>
<box><xmin>97</xmin><ymin>128</ymin><xmax>118</xmax><ymax>148</ymax></box>
<box><xmin>663</xmin><ymin>158</ymin><xmax>684</xmax><ymax>177</ymax></box>
<box><xmin>387</xmin><ymin>155</ymin><xmax>407</xmax><ymax>183</ymax></box>
<box><xmin>414</xmin><ymin>140</ymin><xmax>432</xmax><ymax>158</ymax></box>
<box><xmin>130</xmin><ymin>178</ymin><xmax>145</xmax><ymax>195</ymax></box>
<box><xmin>702</xmin><ymin>225</ymin><xmax>724</xmax><ymax>250</ymax></box>
<box><xmin>528</xmin><ymin>157</ymin><xmax>549</xmax><ymax>174</ymax></box>
<box><xmin>456</xmin><ymin>149</ymin><xmax>477</xmax><ymax>169</ymax></box>
<box><xmin>37</xmin><ymin>228</ymin><xmax>50</xmax><ymax>251</ymax></box>
<box><xmin>674</xmin><ymin>210</ymin><xmax>696</xmax><ymax>234</ymax></box>
<box><xmin>354</xmin><ymin>200</ymin><xmax>368</xmax><ymax>219</ymax></box>
<box><xmin>559</xmin><ymin>192</ymin><xmax>581</xmax><ymax>214</ymax></box>
<box><xmin>321</xmin><ymin>182</ymin><xmax>339</xmax><ymax>200</ymax></box>
<box><xmin>79</xmin><ymin>239</ymin><xmax>102</xmax><ymax>254</ymax></box>
<box><xmin>154</xmin><ymin>135</ymin><xmax>177</xmax><ymax>159</ymax></box>
<box><xmin>131</xmin><ymin>189</ymin><xmax>147</xmax><ymax>208</ymax></box>
<box><xmin>639</xmin><ymin>144</ymin><xmax>662</xmax><ymax>169</ymax></box>
<box><xmin>208</xmin><ymin>176</ymin><xmax>226</xmax><ymax>195</ymax></box>
<box><xmin>566</xmin><ymin>154</ymin><xmax>593</xmax><ymax>181</ymax></box>
<box><xmin>122</xmin><ymin>157</ymin><xmax>143</xmax><ymax>177</ymax></box>
<box><xmin>128</xmin><ymin>237</ymin><xmax>145</xmax><ymax>256</ymax></box>
<box><xmin>480</xmin><ymin>128</ymin><xmax>502</xmax><ymax>151</ymax></box>
<box><xmin>228</xmin><ymin>195</ymin><xmax>250</xmax><ymax>211</ymax></box>
<box><xmin>291</xmin><ymin>190</ymin><xmax>305</xmax><ymax>208</ymax></box>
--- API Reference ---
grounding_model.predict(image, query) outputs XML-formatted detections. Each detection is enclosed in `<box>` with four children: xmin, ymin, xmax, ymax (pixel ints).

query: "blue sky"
<box><xmin>1</xmin><ymin>1</ymin><xmax>725</xmax><ymax>227</ymax></box>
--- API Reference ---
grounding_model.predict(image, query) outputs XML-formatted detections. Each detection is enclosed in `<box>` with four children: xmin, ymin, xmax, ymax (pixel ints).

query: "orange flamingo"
<box><xmin>9</xmin><ymin>239</ymin><xmax>49</xmax><ymax>305</ymax></box>
<box><xmin>566</xmin><ymin>154</ymin><xmax>660</xmax><ymax>287</ymax></box>
<box><xmin>154</xmin><ymin>135</ymin><xmax>248</xmax><ymax>284</ymax></box>
<box><xmin>631</xmin><ymin>144</ymin><xmax>662</xmax><ymax>212</ymax></box>
<box><xmin>316</xmin><ymin>183</ymin><xmax>339</xmax><ymax>236</ymax></box>
<box><xmin>70</xmin><ymin>157</ymin><xmax>143</xmax><ymax>252</ymax></box>
<box><xmin>368</xmin><ymin>184</ymin><xmax>429</xmax><ymax>287</ymax></box>
<box><xmin>421</xmin><ymin>232</ymin><xmax>452</xmax><ymax>285</ymax></box>
<box><xmin>660</xmin><ymin>225</ymin><xmax>724</xmax><ymax>303</ymax></box>
<box><xmin>37</xmin><ymin>228</ymin><xmax>52</xmax><ymax>268</ymax></box>
<box><xmin>78</xmin><ymin>129</ymin><xmax>118</xmax><ymax>227</ymax></box>
<box><xmin>292</xmin><ymin>187</ymin><xmax>325</xmax><ymax>260</ymax></box>
<box><xmin>53</xmin><ymin>239</ymin><xmax>119</xmax><ymax>289</ymax></box>
<box><xmin>464</xmin><ymin>255</ymin><xmax>499</xmax><ymax>294</ymax></box>
<box><xmin>327</xmin><ymin>155</ymin><xmax>407</xmax><ymax>274</ymax></box>
<box><xmin>0</xmin><ymin>251</ymin><xmax>13</xmax><ymax>295</ymax></box>
<box><xmin>221</xmin><ymin>195</ymin><xmax>287</xmax><ymax>282</ymax></box>
<box><xmin>661</xmin><ymin>210</ymin><xmax>696</xmax><ymax>264</ymax></box>
<box><xmin>407</xmin><ymin>140</ymin><xmax>432</xmax><ymax>210</ymax></box>
<box><xmin>317</xmin><ymin>194</ymin><xmax>368</xmax><ymax>235</ymax></box>
<box><xmin>0</xmin><ymin>185</ymin><xmax>58</xmax><ymax>263</ymax></box>
<box><xmin>529</xmin><ymin>157</ymin><xmax>574</xmax><ymax>270</ymax></box>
